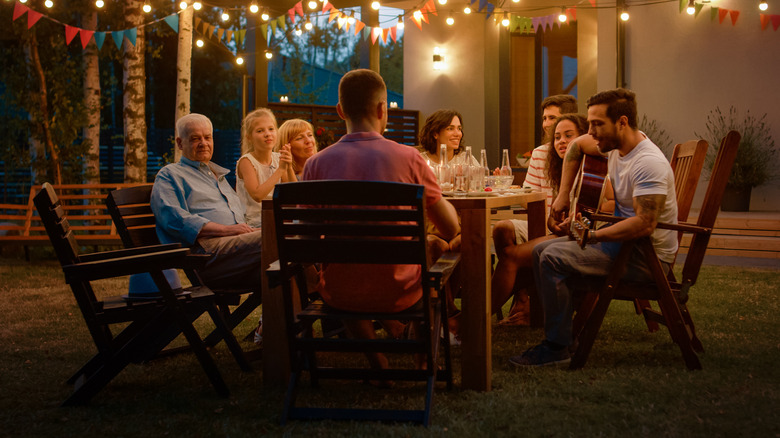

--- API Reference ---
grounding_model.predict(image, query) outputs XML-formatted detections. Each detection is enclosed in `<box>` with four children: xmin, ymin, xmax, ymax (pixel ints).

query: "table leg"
<box><xmin>458</xmin><ymin>207</ymin><xmax>492</xmax><ymax>392</ymax></box>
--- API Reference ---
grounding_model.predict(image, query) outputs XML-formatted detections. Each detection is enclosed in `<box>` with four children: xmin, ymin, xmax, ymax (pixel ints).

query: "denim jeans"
<box><xmin>532</xmin><ymin>236</ymin><xmax>660</xmax><ymax>347</ymax></box>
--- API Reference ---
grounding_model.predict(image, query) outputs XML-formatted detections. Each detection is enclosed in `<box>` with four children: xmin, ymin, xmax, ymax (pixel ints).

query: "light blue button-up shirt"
<box><xmin>150</xmin><ymin>157</ymin><xmax>246</xmax><ymax>246</ymax></box>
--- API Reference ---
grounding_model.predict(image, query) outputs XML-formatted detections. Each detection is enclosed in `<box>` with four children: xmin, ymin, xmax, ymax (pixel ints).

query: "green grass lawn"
<box><xmin>1</xmin><ymin>253</ymin><xmax>778</xmax><ymax>437</ymax></box>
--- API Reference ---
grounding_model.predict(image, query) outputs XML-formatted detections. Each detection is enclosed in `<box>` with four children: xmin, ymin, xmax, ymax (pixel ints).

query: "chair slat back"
<box><xmin>106</xmin><ymin>184</ymin><xmax>160</xmax><ymax>248</ymax></box>
<box><xmin>273</xmin><ymin>180</ymin><xmax>428</xmax><ymax>266</ymax></box>
<box><xmin>33</xmin><ymin>183</ymin><xmax>81</xmax><ymax>267</ymax></box>
<box><xmin>670</xmin><ymin>139</ymin><xmax>709</xmax><ymax>223</ymax></box>
<box><xmin>683</xmin><ymin>130</ymin><xmax>741</xmax><ymax>284</ymax></box>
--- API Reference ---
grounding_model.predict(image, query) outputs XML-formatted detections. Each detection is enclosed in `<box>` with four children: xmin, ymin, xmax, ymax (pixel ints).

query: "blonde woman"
<box><xmin>236</xmin><ymin>108</ymin><xmax>294</xmax><ymax>227</ymax></box>
<box><xmin>275</xmin><ymin>118</ymin><xmax>317</xmax><ymax>180</ymax></box>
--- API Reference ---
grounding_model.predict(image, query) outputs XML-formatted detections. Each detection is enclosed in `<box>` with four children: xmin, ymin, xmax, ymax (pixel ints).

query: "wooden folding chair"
<box><xmin>569</xmin><ymin>131</ymin><xmax>740</xmax><ymax>370</ymax></box>
<box><xmin>34</xmin><ymin>183</ymin><xmax>250</xmax><ymax>406</ymax></box>
<box><xmin>105</xmin><ymin>184</ymin><xmax>262</xmax><ymax>348</ymax></box>
<box><xmin>269</xmin><ymin>180</ymin><xmax>459</xmax><ymax>426</ymax></box>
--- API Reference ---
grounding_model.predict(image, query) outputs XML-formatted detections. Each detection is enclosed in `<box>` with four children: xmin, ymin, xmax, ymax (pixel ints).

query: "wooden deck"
<box><xmin>680</xmin><ymin>211</ymin><xmax>780</xmax><ymax>259</ymax></box>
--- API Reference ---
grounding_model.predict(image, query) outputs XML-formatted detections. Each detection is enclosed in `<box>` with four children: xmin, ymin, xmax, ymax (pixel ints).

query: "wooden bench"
<box><xmin>0</xmin><ymin>183</ymin><xmax>149</xmax><ymax>259</ymax></box>
<box><xmin>679</xmin><ymin>211</ymin><xmax>780</xmax><ymax>259</ymax></box>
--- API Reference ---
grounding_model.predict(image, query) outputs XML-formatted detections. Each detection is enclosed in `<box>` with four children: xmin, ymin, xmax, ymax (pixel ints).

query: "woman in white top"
<box><xmin>275</xmin><ymin>118</ymin><xmax>317</xmax><ymax>181</ymax></box>
<box><xmin>236</xmin><ymin>108</ymin><xmax>294</xmax><ymax>227</ymax></box>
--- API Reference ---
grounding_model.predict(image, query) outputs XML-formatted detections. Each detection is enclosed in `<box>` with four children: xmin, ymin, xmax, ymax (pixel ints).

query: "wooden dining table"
<box><xmin>260</xmin><ymin>190</ymin><xmax>546</xmax><ymax>392</ymax></box>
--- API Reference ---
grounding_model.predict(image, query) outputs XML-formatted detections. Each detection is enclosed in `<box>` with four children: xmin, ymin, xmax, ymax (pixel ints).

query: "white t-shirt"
<box><xmin>608</xmin><ymin>139</ymin><xmax>678</xmax><ymax>263</ymax></box>
<box><xmin>235</xmin><ymin>152</ymin><xmax>280</xmax><ymax>228</ymax></box>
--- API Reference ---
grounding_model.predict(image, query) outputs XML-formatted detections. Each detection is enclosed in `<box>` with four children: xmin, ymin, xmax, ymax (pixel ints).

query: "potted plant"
<box><xmin>697</xmin><ymin>106</ymin><xmax>777</xmax><ymax>211</ymax></box>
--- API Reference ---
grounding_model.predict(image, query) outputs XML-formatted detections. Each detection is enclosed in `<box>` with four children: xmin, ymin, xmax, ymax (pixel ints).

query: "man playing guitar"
<box><xmin>510</xmin><ymin>89</ymin><xmax>678</xmax><ymax>367</ymax></box>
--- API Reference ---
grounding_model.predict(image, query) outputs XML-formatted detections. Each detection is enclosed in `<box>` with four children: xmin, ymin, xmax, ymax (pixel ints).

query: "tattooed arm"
<box><xmin>590</xmin><ymin>193</ymin><xmax>665</xmax><ymax>243</ymax></box>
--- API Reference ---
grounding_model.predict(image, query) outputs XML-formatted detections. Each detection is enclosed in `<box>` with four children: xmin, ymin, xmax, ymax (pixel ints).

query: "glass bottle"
<box><xmin>480</xmin><ymin>149</ymin><xmax>491</xmax><ymax>191</ymax></box>
<box><xmin>500</xmin><ymin>149</ymin><xmax>512</xmax><ymax>176</ymax></box>
<box><xmin>438</xmin><ymin>144</ymin><xmax>452</xmax><ymax>191</ymax></box>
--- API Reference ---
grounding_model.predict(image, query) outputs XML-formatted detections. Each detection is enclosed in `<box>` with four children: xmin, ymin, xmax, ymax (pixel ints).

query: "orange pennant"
<box><xmin>27</xmin><ymin>9</ymin><xmax>42</xmax><ymax>29</ymax></box>
<box><xmin>371</xmin><ymin>27</ymin><xmax>380</xmax><ymax>44</ymax></box>
<box><xmin>322</xmin><ymin>2</ymin><xmax>335</xmax><ymax>13</ymax></box>
<box><xmin>80</xmin><ymin>29</ymin><xmax>94</xmax><ymax>49</ymax></box>
<box><xmin>425</xmin><ymin>0</ymin><xmax>438</xmax><ymax>16</ymax></box>
<box><xmin>718</xmin><ymin>8</ymin><xmax>728</xmax><ymax>24</ymax></box>
<box><xmin>411</xmin><ymin>14</ymin><xmax>422</xmax><ymax>30</ymax></box>
<box><xmin>329</xmin><ymin>9</ymin><xmax>339</xmax><ymax>23</ymax></box>
<box><xmin>217</xmin><ymin>28</ymin><xmax>224</xmax><ymax>40</ymax></box>
<box><xmin>729</xmin><ymin>10</ymin><xmax>739</xmax><ymax>26</ymax></box>
<box><xmin>195</xmin><ymin>17</ymin><xmax>202</xmax><ymax>31</ymax></box>
<box><xmin>354</xmin><ymin>20</ymin><xmax>365</xmax><ymax>36</ymax></box>
<box><xmin>761</xmin><ymin>13</ymin><xmax>770</xmax><ymax>30</ymax></box>
<box><xmin>390</xmin><ymin>25</ymin><xmax>397</xmax><ymax>42</ymax></box>
<box><xmin>382</xmin><ymin>28</ymin><xmax>389</xmax><ymax>43</ymax></box>
<box><xmin>421</xmin><ymin>11</ymin><xmax>429</xmax><ymax>24</ymax></box>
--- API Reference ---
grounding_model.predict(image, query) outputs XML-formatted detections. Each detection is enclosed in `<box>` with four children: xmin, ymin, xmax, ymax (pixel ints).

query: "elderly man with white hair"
<box><xmin>150</xmin><ymin>113</ymin><xmax>262</xmax><ymax>291</ymax></box>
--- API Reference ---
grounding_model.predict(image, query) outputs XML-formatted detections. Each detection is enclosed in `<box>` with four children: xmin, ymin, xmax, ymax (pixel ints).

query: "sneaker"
<box><xmin>253</xmin><ymin>320</ymin><xmax>263</xmax><ymax>346</ymax></box>
<box><xmin>509</xmin><ymin>342</ymin><xmax>571</xmax><ymax>367</ymax></box>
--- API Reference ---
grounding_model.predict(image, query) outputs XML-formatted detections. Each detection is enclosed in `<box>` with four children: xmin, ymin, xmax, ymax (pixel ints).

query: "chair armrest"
<box><xmin>78</xmin><ymin>243</ymin><xmax>184</xmax><ymax>262</ymax></box>
<box><xmin>590</xmin><ymin>214</ymin><xmax>711</xmax><ymax>235</ymax></box>
<box><xmin>63</xmin><ymin>249</ymin><xmax>210</xmax><ymax>283</ymax></box>
<box><xmin>425</xmin><ymin>251</ymin><xmax>461</xmax><ymax>289</ymax></box>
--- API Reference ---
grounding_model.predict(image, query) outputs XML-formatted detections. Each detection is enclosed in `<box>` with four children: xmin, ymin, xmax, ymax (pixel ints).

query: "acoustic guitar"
<box><xmin>570</xmin><ymin>154</ymin><xmax>609</xmax><ymax>249</ymax></box>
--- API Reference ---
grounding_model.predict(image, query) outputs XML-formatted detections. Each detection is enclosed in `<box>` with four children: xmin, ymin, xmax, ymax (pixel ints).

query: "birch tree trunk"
<box><xmin>24</xmin><ymin>31</ymin><xmax>61</xmax><ymax>185</ymax></box>
<box><xmin>123</xmin><ymin>0</ymin><xmax>147</xmax><ymax>183</ymax></box>
<box><xmin>82</xmin><ymin>11</ymin><xmax>101</xmax><ymax>185</ymax></box>
<box><xmin>173</xmin><ymin>5</ymin><xmax>193</xmax><ymax>163</ymax></box>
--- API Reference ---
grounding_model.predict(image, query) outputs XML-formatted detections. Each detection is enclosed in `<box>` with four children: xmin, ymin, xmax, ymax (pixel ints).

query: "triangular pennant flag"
<box><xmin>94</xmin><ymin>32</ymin><xmax>105</xmax><ymax>50</ymax></box>
<box><xmin>556</xmin><ymin>18</ymin><xmax>562</xmax><ymax>28</ymax></box>
<box><xmin>13</xmin><ymin>2</ymin><xmax>28</xmax><ymax>21</ymax></box>
<box><xmin>532</xmin><ymin>16</ymin><xmax>541</xmax><ymax>32</ymax></box>
<box><xmin>226</xmin><ymin>29</ymin><xmax>233</xmax><ymax>43</ymax></box>
<box><xmin>485</xmin><ymin>3</ymin><xmax>494</xmax><ymax>20</ymax></box>
<box><xmin>337</xmin><ymin>15</ymin><xmax>344</xmax><ymax>29</ymax></box>
<box><xmin>718</xmin><ymin>8</ymin><xmax>728</xmax><ymax>24</ymax></box>
<box><xmin>568</xmin><ymin>8</ymin><xmax>576</xmax><ymax>22</ymax></box>
<box><xmin>237</xmin><ymin>29</ymin><xmax>246</xmax><ymax>47</ymax></box>
<box><xmin>772</xmin><ymin>14</ymin><xmax>780</xmax><ymax>31</ymax></box>
<box><xmin>164</xmin><ymin>14</ymin><xmax>179</xmax><ymax>32</ymax></box>
<box><xmin>65</xmin><ymin>25</ymin><xmax>79</xmax><ymax>45</ymax></box>
<box><xmin>411</xmin><ymin>14</ymin><xmax>422</xmax><ymax>30</ymax></box>
<box><xmin>729</xmin><ymin>10</ymin><xmax>739</xmax><ymax>26</ymax></box>
<box><xmin>270</xmin><ymin>19</ymin><xmax>278</xmax><ymax>35</ymax></box>
<box><xmin>509</xmin><ymin>16</ymin><xmax>519</xmax><ymax>32</ymax></box>
<box><xmin>371</xmin><ymin>27</ymin><xmax>380</xmax><ymax>44</ymax></box>
<box><xmin>541</xmin><ymin>15</ymin><xmax>551</xmax><ymax>31</ymax></box>
<box><xmin>322</xmin><ymin>2</ymin><xmax>335</xmax><ymax>13</ymax></box>
<box><xmin>112</xmin><ymin>31</ymin><xmax>124</xmax><ymax>50</ymax></box>
<box><xmin>125</xmin><ymin>28</ymin><xmax>137</xmax><ymax>47</ymax></box>
<box><xmin>679</xmin><ymin>0</ymin><xmax>686</xmax><ymax>13</ymax></box>
<box><xmin>329</xmin><ymin>9</ymin><xmax>339</xmax><ymax>23</ymax></box>
<box><xmin>588</xmin><ymin>0</ymin><xmax>595</xmax><ymax>7</ymax></box>
<box><xmin>382</xmin><ymin>28</ymin><xmax>389</xmax><ymax>43</ymax></box>
<box><xmin>277</xmin><ymin>15</ymin><xmax>287</xmax><ymax>31</ymax></box>
<box><xmin>478</xmin><ymin>0</ymin><xmax>487</xmax><ymax>13</ymax></box>
<box><xmin>761</xmin><ymin>13</ymin><xmax>770</xmax><ymax>30</ymax></box>
<box><xmin>80</xmin><ymin>30</ymin><xmax>94</xmax><ymax>49</ymax></box>
<box><xmin>345</xmin><ymin>20</ymin><xmax>351</xmax><ymax>32</ymax></box>
<box><xmin>207</xmin><ymin>23</ymin><xmax>215</xmax><ymax>37</ymax></box>
<box><xmin>217</xmin><ymin>28</ymin><xmax>224</xmax><ymax>41</ymax></box>
<box><xmin>362</xmin><ymin>27</ymin><xmax>370</xmax><ymax>41</ymax></box>
<box><xmin>288</xmin><ymin>8</ymin><xmax>295</xmax><ymax>23</ymax></box>
<box><xmin>260</xmin><ymin>24</ymin><xmax>267</xmax><ymax>40</ymax></box>
<box><xmin>295</xmin><ymin>1</ymin><xmax>304</xmax><ymax>17</ymax></box>
<box><xmin>694</xmin><ymin>3</ymin><xmax>703</xmax><ymax>18</ymax></box>
<box><xmin>390</xmin><ymin>25</ymin><xmax>397</xmax><ymax>42</ymax></box>
<box><xmin>195</xmin><ymin>17</ymin><xmax>202</xmax><ymax>31</ymax></box>
<box><xmin>27</xmin><ymin>10</ymin><xmax>42</xmax><ymax>29</ymax></box>
<box><xmin>710</xmin><ymin>6</ymin><xmax>719</xmax><ymax>21</ymax></box>
<box><xmin>354</xmin><ymin>20</ymin><xmax>365</xmax><ymax>36</ymax></box>
<box><xmin>425</xmin><ymin>0</ymin><xmax>438</xmax><ymax>16</ymax></box>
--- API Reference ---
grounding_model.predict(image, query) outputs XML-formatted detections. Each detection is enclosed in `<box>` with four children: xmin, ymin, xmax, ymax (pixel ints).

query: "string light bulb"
<box><xmin>446</xmin><ymin>12</ymin><xmax>454</xmax><ymax>25</ymax></box>
<box><xmin>265</xmin><ymin>50</ymin><xmax>273</xmax><ymax>60</ymax></box>
<box><xmin>371</xmin><ymin>1</ymin><xmax>380</xmax><ymax>10</ymax></box>
<box><xmin>195</xmin><ymin>39</ymin><xmax>204</xmax><ymax>47</ymax></box>
<box><xmin>249</xmin><ymin>2</ymin><xmax>259</xmax><ymax>13</ymax></box>
<box><xmin>179</xmin><ymin>1</ymin><xmax>187</xmax><ymax>11</ymax></box>
<box><xmin>413</xmin><ymin>9</ymin><xmax>423</xmax><ymax>20</ymax></box>
<box><xmin>620</xmin><ymin>8</ymin><xmax>629</xmax><ymax>21</ymax></box>
<box><xmin>193</xmin><ymin>1</ymin><xmax>201</xmax><ymax>10</ymax></box>
<box><xmin>512</xmin><ymin>0</ymin><xmax>520</xmax><ymax>2</ymax></box>
<box><xmin>686</xmin><ymin>0</ymin><xmax>695</xmax><ymax>15</ymax></box>
<box><xmin>305</xmin><ymin>18</ymin><xmax>313</xmax><ymax>30</ymax></box>
<box><xmin>397</xmin><ymin>15</ymin><xmax>404</xmax><ymax>29</ymax></box>
<box><xmin>262</xmin><ymin>8</ymin><xmax>270</xmax><ymax>21</ymax></box>
<box><xmin>44</xmin><ymin>0</ymin><xmax>53</xmax><ymax>8</ymax></box>
<box><xmin>143</xmin><ymin>1</ymin><xmax>151</xmax><ymax>13</ymax></box>
<box><xmin>348</xmin><ymin>10</ymin><xmax>356</xmax><ymax>24</ymax></box>
<box><xmin>295</xmin><ymin>27</ymin><xmax>302</xmax><ymax>36</ymax></box>
<box><xmin>502</xmin><ymin>12</ymin><xmax>510</xmax><ymax>27</ymax></box>
<box><xmin>308</xmin><ymin>0</ymin><xmax>318</xmax><ymax>9</ymax></box>
<box><xmin>236</xmin><ymin>56</ymin><xmax>244</xmax><ymax>65</ymax></box>
<box><xmin>19</xmin><ymin>0</ymin><xmax>28</xmax><ymax>3</ymax></box>
<box><xmin>558</xmin><ymin>8</ymin><xmax>567</xmax><ymax>22</ymax></box>
<box><xmin>95</xmin><ymin>0</ymin><xmax>104</xmax><ymax>7</ymax></box>
<box><xmin>438</xmin><ymin>0</ymin><xmax>447</xmax><ymax>4</ymax></box>
<box><xmin>759</xmin><ymin>1</ymin><xmax>768</xmax><ymax>11</ymax></box>
<box><xmin>463</xmin><ymin>3</ymin><xmax>471</xmax><ymax>14</ymax></box>
<box><xmin>221</xmin><ymin>10</ymin><xmax>229</xmax><ymax>21</ymax></box>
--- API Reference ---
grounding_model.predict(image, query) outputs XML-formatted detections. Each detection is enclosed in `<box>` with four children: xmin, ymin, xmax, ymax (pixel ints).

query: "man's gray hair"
<box><xmin>176</xmin><ymin>113</ymin><xmax>213</xmax><ymax>140</ymax></box>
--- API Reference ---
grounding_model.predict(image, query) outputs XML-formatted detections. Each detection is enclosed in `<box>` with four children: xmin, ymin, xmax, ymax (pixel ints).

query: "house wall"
<box><xmin>625</xmin><ymin>0</ymin><xmax>780</xmax><ymax>211</ymax></box>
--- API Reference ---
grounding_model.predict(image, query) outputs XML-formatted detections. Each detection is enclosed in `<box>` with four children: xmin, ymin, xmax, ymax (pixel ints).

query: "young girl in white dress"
<box><xmin>235</xmin><ymin>108</ymin><xmax>294</xmax><ymax>227</ymax></box>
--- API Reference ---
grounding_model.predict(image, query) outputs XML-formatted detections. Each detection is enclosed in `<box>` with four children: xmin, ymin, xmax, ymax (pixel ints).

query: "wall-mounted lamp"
<box><xmin>433</xmin><ymin>46</ymin><xmax>446</xmax><ymax>71</ymax></box>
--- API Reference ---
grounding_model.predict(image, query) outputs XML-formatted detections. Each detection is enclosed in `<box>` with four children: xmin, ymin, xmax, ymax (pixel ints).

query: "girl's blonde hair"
<box><xmin>276</xmin><ymin>119</ymin><xmax>316</xmax><ymax>175</ymax></box>
<box><xmin>240</xmin><ymin>108</ymin><xmax>277</xmax><ymax>154</ymax></box>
